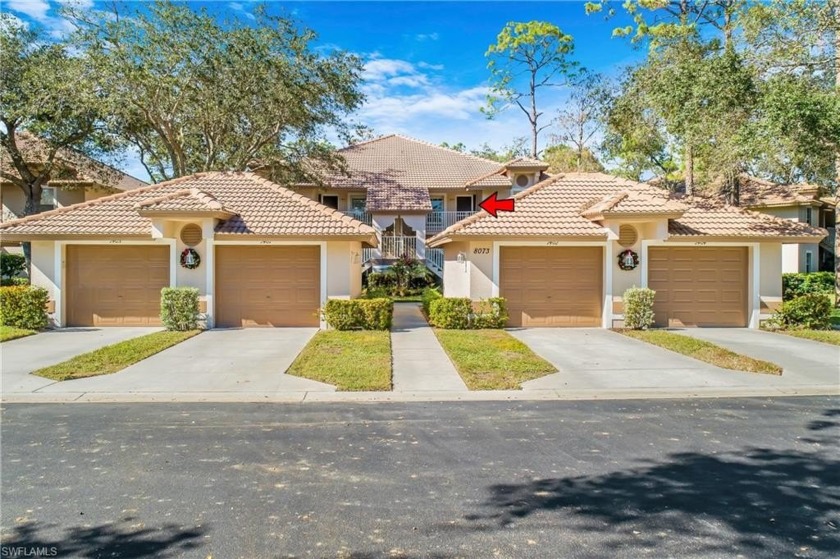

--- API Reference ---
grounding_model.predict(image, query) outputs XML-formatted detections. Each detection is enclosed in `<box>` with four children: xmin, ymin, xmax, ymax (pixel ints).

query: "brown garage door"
<box><xmin>648</xmin><ymin>246</ymin><xmax>748</xmax><ymax>327</ymax></box>
<box><xmin>500</xmin><ymin>246</ymin><xmax>603</xmax><ymax>327</ymax></box>
<box><xmin>215</xmin><ymin>246</ymin><xmax>320</xmax><ymax>327</ymax></box>
<box><xmin>66</xmin><ymin>245</ymin><xmax>169</xmax><ymax>327</ymax></box>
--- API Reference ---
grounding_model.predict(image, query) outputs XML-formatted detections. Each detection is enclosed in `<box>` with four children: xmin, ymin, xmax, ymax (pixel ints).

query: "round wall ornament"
<box><xmin>618</xmin><ymin>249</ymin><xmax>639</xmax><ymax>271</ymax></box>
<box><xmin>180</xmin><ymin>248</ymin><xmax>201</xmax><ymax>269</ymax></box>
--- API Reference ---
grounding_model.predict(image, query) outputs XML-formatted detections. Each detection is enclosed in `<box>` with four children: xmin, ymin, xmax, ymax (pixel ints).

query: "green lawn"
<box><xmin>772</xmin><ymin>329</ymin><xmax>840</xmax><ymax>346</ymax></box>
<box><xmin>34</xmin><ymin>330</ymin><xmax>202</xmax><ymax>381</ymax></box>
<box><xmin>0</xmin><ymin>325</ymin><xmax>37</xmax><ymax>343</ymax></box>
<box><xmin>287</xmin><ymin>330</ymin><xmax>392</xmax><ymax>391</ymax></box>
<box><xmin>618</xmin><ymin>329</ymin><xmax>782</xmax><ymax>375</ymax></box>
<box><xmin>433</xmin><ymin>329</ymin><xmax>557</xmax><ymax>390</ymax></box>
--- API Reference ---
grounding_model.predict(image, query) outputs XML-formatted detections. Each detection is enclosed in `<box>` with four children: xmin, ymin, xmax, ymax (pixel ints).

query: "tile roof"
<box><xmin>581</xmin><ymin>189</ymin><xmax>687</xmax><ymax>219</ymax></box>
<box><xmin>0</xmin><ymin>172</ymin><xmax>376</xmax><ymax>240</ymax></box>
<box><xmin>737</xmin><ymin>175</ymin><xmax>825</xmax><ymax>207</ymax></box>
<box><xmin>669</xmin><ymin>200</ymin><xmax>827</xmax><ymax>239</ymax></box>
<box><xmin>135</xmin><ymin>188</ymin><xmax>235</xmax><ymax>216</ymax></box>
<box><xmin>463</xmin><ymin>168</ymin><xmax>512</xmax><ymax>190</ymax></box>
<box><xmin>429</xmin><ymin>172</ymin><xmax>826</xmax><ymax>245</ymax></box>
<box><xmin>366</xmin><ymin>183</ymin><xmax>431</xmax><ymax>213</ymax></box>
<box><xmin>503</xmin><ymin>157</ymin><xmax>550</xmax><ymax>171</ymax></box>
<box><xmin>321</xmin><ymin>134</ymin><xmax>505</xmax><ymax>193</ymax></box>
<box><xmin>1</xmin><ymin>131</ymin><xmax>147</xmax><ymax>191</ymax></box>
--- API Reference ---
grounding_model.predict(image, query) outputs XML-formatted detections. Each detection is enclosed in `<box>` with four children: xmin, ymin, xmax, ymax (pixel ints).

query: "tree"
<box><xmin>440</xmin><ymin>142</ymin><xmax>466</xmax><ymax>152</ymax></box>
<box><xmin>67</xmin><ymin>1</ymin><xmax>365</xmax><ymax>184</ymax></box>
<box><xmin>551</xmin><ymin>71</ymin><xmax>612</xmax><ymax>172</ymax></box>
<box><xmin>470</xmin><ymin>138</ymin><xmax>529</xmax><ymax>163</ymax></box>
<box><xmin>0</xmin><ymin>14</ymin><xmax>120</xmax><ymax>263</ymax></box>
<box><xmin>542</xmin><ymin>144</ymin><xmax>604</xmax><ymax>173</ymax></box>
<box><xmin>483</xmin><ymin>21</ymin><xmax>577</xmax><ymax>158</ymax></box>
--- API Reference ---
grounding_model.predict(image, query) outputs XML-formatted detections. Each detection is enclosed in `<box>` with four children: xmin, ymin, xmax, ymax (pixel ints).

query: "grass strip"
<box><xmin>0</xmin><ymin>325</ymin><xmax>38</xmax><ymax>343</ymax></box>
<box><xmin>771</xmin><ymin>329</ymin><xmax>840</xmax><ymax>346</ymax></box>
<box><xmin>34</xmin><ymin>330</ymin><xmax>201</xmax><ymax>381</ymax></box>
<box><xmin>433</xmin><ymin>329</ymin><xmax>557</xmax><ymax>390</ymax></box>
<box><xmin>287</xmin><ymin>330</ymin><xmax>392</xmax><ymax>391</ymax></box>
<box><xmin>618</xmin><ymin>329</ymin><xmax>782</xmax><ymax>375</ymax></box>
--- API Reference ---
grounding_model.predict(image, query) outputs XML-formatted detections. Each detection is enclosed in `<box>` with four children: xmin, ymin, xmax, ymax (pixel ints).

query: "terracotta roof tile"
<box><xmin>463</xmin><ymin>168</ymin><xmax>511</xmax><ymax>189</ymax></box>
<box><xmin>429</xmin><ymin>172</ymin><xmax>825</xmax><ymax>244</ymax></box>
<box><xmin>503</xmin><ymin>157</ymin><xmax>550</xmax><ymax>171</ymax></box>
<box><xmin>366</xmin><ymin>183</ymin><xmax>431</xmax><ymax>212</ymax></box>
<box><xmin>738</xmin><ymin>175</ymin><xmax>825</xmax><ymax>207</ymax></box>
<box><xmin>0</xmin><ymin>172</ymin><xmax>375</xmax><ymax>239</ymax></box>
<box><xmin>135</xmin><ymin>188</ymin><xmax>234</xmax><ymax>215</ymax></box>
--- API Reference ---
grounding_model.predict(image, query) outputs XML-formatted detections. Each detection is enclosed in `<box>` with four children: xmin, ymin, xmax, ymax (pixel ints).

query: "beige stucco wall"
<box><xmin>759</xmin><ymin>242</ymin><xmax>783</xmax><ymax>318</ymax></box>
<box><xmin>442</xmin><ymin>241</ymin><xmax>470</xmax><ymax>297</ymax></box>
<box><xmin>326</xmin><ymin>240</ymin><xmax>362</xmax><ymax>299</ymax></box>
<box><xmin>30</xmin><ymin>241</ymin><xmax>59</xmax><ymax>325</ymax></box>
<box><xmin>1</xmin><ymin>185</ymin><xmax>26</xmax><ymax>221</ymax></box>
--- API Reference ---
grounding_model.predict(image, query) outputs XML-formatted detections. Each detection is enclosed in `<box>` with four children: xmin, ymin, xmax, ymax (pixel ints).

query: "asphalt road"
<box><xmin>1</xmin><ymin>397</ymin><xmax>838</xmax><ymax>559</ymax></box>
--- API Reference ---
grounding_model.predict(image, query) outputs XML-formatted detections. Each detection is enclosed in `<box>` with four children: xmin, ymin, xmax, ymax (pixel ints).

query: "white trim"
<box><xmin>319</xmin><ymin>241</ymin><xmax>328</xmax><ymax>329</ymax></box>
<box><xmin>491</xmin><ymin>241</ymin><xmax>500</xmax><ymax>297</ymax></box>
<box><xmin>643</xmin><ymin>240</ymin><xmax>760</xmax><ymax>329</ymax></box>
<box><xmin>204</xmin><ymin>237</ymin><xmax>215</xmax><ymax>328</ymax></box>
<box><xmin>603</xmin><ymin>241</ymin><xmax>613</xmax><ymax>328</ymax></box>
<box><xmin>212</xmin><ymin>240</ymin><xmax>326</xmax><ymax>246</ymax></box>
<box><xmin>54</xmin><ymin>241</ymin><xmax>64</xmax><ymax>327</ymax></box>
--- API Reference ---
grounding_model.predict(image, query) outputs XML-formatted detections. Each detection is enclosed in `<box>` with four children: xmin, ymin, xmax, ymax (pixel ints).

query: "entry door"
<box><xmin>456</xmin><ymin>196</ymin><xmax>474</xmax><ymax>212</ymax></box>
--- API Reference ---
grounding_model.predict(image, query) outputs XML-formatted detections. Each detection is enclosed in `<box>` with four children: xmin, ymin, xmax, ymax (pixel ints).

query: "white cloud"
<box><xmin>417</xmin><ymin>61</ymin><xmax>444</xmax><ymax>71</ymax></box>
<box><xmin>228</xmin><ymin>2</ymin><xmax>256</xmax><ymax>21</ymax></box>
<box><xmin>415</xmin><ymin>32</ymin><xmax>439</xmax><ymax>42</ymax></box>
<box><xmin>363</xmin><ymin>58</ymin><xmax>419</xmax><ymax>81</ymax></box>
<box><xmin>6</xmin><ymin>0</ymin><xmax>50</xmax><ymax>20</ymax></box>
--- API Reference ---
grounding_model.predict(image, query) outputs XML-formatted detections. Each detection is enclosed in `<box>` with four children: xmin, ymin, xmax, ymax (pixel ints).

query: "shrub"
<box><xmin>0</xmin><ymin>253</ymin><xmax>26</xmax><ymax>279</ymax></box>
<box><xmin>160</xmin><ymin>287</ymin><xmax>200</xmax><ymax>331</ymax></box>
<box><xmin>770</xmin><ymin>293</ymin><xmax>832</xmax><ymax>330</ymax></box>
<box><xmin>623</xmin><ymin>286</ymin><xmax>656</xmax><ymax>330</ymax></box>
<box><xmin>367</xmin><ymin>271</ymin><xmax>398</xmax><ymax>291</ymax></box>
<box><xmin>473</xmin><ymin>298</ymin><xmax>509</xmax><ymax>329</ymax></box>
<box><xmin>323</xmin><ymin>298</ymin><xmax>393</xmax><ymax>330</ymax></box>
<box><xmin>0</xmin><ymin>286</ymin><xmax>48</xmax><ymax>330</ymax></box>
<box><xmin>390</xmin><ymin>255</ymin><xmax>428</xmax><ymax>296</ymax></box>
<box><xmin>421</xmin><ymin>287</ymin><xmax>442</xmax><ymax>315</ymax></box>
<box><xmin>1</xmin><ymin>277</ymin><xmax>29</xmax><ymax>286</ymax></box>
<box><xmin>782</xmin><ymin>272</ymin><xmax>834</xmax><ymax>300</ymax></box>
<box><xmin>428</xmin><ymin>297</ymin><xmax>473</xmax><ymax>329</ymax></box>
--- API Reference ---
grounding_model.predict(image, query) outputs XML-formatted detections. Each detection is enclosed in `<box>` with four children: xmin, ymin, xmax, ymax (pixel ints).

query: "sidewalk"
<box><xmin>390</xmin><ymin>303</ymin><xmax>468</xmax><ymax>392</ymax></box>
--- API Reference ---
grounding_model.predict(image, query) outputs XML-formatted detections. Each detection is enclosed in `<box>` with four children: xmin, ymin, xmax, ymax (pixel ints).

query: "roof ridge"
<box><xmin>386</xmin><ymin>133</ymin><xmax>511</xmax><ymax>166</ymax></box>
<box><xmin>336</xmin><ymin>134</ymin><xmax>398</xmax><ymax>151</ymax></box>
<box><xmin>0</xmin><ymin>173</ymin><xmax>203</xmax><ymax>230</ymax></box>
<box><xmin>242</xmin><ymin>172</ymin><xmax>375</xmax><ymax>234</ymax></box>
<box><xmin>463</xmin><ymin>165</ymin><xmax>507</xmax><ymax>188</ymax></box>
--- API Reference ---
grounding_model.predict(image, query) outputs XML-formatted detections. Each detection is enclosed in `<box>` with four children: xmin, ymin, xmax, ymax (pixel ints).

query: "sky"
<box><xmin>5</xmin><ymin>1</ymin><xmax>645</xmax><ymax>181</ymax></box>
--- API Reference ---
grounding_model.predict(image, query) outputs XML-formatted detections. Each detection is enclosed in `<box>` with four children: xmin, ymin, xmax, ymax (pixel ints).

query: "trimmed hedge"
<box><xmin>0</xmin><ymin>253</ymin><xmax>26</xmax><ymax>279</ymax></box>
<box><xmin>324</xmin><ymin>298</ymin><xmax>393</xmax><ymax>330</ymax></box>
<box><xmin>1</xmin><ymin>277</ymin><xmax>29</xmax><ymax>286</ymax></box>
<box><xmin>421</xmin><ymin>287</ymin><xmax>442</xmax><ymax>315</ymax></box>
<box><xmin>0</xmin><ymin>286</ymin><xmax>49</xmax><ymax>330</ymax></box>
<box><xmin>782</xmin><ymin>272</ymin><xmax>834</xmax><ymax>300</ymax></box>
<box><xmin>428</xmin><ymin>296</ymin><xmax>508</xmax><ymax>329</ymax></box>
<box><xmin>160</xmin><ymin>287</ymin><xmax>200</xmax><ymax>331</ymax></box>
<box><xmin>624</xmin><ymin>286</ymin><xmax>656</xmax><ymax>330</ymax></box>
<box><xmin>770</xmin><ymin>293</ymin><xmax>833</xmax><ymax>330</ymax></box>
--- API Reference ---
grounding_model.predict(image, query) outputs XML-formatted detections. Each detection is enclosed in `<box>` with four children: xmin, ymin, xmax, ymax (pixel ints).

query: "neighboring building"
<box><xmin>283</xmin><ymin>134</ymin><xmax>550</xmax><ymax>277</ymax></box>
<box><xmin>1</xmin><ymin>132</ymin><xmax>148</xmax><ymax>253</ymax></box>
<box><xmin>0</xmin><ymin>135</ymin><xmax>826</xmax><ymax>330</ymax></box>
<box><xmin>736</xmin><ymin>175</ymin><xmax>835</xmax><ymax>273</ymax></box>
<box><xmin>428</xmin><ymin>173</ymin><xmax>825</xmax><ymax>329</ymax></box>
<box><xmin>0</xmin><ymin>172</ymin><xmax>375</xmax><ymax>328</ymax></box>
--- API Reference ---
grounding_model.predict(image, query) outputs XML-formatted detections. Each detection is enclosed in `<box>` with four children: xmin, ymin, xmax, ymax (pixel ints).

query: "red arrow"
<box><xmin>478</xmin><ymin>192</ymin><xmax>515</xmax><ymax>218</ymax></box>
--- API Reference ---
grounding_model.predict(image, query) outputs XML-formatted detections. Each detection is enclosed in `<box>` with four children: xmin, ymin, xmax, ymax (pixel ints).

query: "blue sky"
<box><xmin>6</xmin><ymin>1</ymin><xmax>645</xmax><ymax>180</ymax></box>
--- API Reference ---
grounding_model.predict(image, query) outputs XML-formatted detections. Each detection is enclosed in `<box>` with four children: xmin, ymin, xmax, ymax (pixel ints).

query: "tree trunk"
<box><xmin>530</xmin><ymin>73</ymin><xmax>539</xmax><ymax>159</ymax></box>
<box><xmin>684</xmin><ymin>144</ymin><xmax>694</xmax><ymax>196</ymax></box>
<box><xmin>20</xmin><ymin>184</ymin><xmax>41</xmax><ymax>271</ymax></box>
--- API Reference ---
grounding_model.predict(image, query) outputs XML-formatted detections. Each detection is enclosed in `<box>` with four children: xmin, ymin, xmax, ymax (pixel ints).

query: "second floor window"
<box><xmin>805</xmin><ymin>207</ymin><xmax>813</xmax><ymax>225</ymax></box>
<box><xmin>40</xmin><ymin>187</ymin><xmax>57</xmax><ymax>212</ymax></box>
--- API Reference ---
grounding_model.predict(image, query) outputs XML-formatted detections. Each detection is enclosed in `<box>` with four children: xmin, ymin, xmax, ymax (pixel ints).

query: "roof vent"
<box><xmin>515</xmin><ymin>174</ymin><xmax>530</xmax><ymax>188</ymax></box>
<box><xmin>618</xmin><ymin>224</ymin><xmax>638</xmax><ymax>248</ymax></box>
<box><xmin>180</xmin><ymin>223</ymin><xmax>203</xmax><ymax>247</ymax></box>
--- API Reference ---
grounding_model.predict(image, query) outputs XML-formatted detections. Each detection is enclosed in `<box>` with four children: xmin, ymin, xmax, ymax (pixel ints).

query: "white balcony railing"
<box><xmin>426</xmin><ymin>248</ymin><xmax>444</xmax><ymax>277</ymax></box>
<box><xmin>380</xmin><ymin>236</ymin><xmax>416</xmax><ymax>258</ymax></box>
<box><xmin>426</xmin><ymin>211</ymin><xmax>476</xmax><ymax>234</ymax></box>
<box><xmin>342</xmin><ymin>210</ymin><xmax>373</xmax><ymax>226</ymax></box>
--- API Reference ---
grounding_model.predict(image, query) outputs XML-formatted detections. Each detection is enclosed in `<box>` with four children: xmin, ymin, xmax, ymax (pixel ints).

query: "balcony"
<box><xmin>342</xmin><ymin>210</ymin><xmax>373</xmax><ymax>226</ymax></box>
<box><xmin>821</xmin><ymin>227</ymin><xmax>836</xmax><ymax>255</ymax></box>
<box><xmin>426</xmin><ymin>211</ymin><xmax>476</xmax><ymax>234</ymax></box>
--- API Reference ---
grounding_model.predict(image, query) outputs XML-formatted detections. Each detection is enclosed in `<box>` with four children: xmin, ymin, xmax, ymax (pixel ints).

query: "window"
<box><xmin>805</xmin><ymin>207</ymin><xmax>813</xmax><ymax>225</ymax></box>
<box><xmin>39</xmin><ymin>187</ymin><xmax>56</xmax><ymax>212</ymax></box>
<box><xmin>805</xmin><ymin>251</ymin><xmax>813</xmax><ymax>273</ymax></box>
<box><xmin>320</xmin><ymin>195</ymin><xmax>339</xmax><ymax>209</ymax></box>
<box><xmin>430</xmin><ymin>198</ymin><xmax>444</xmax><ymax>212</ymax></box>
<box><xmin>456</xmin><ymin>196</ymin><xmax>474</xmax><ymax>213</ymax></box>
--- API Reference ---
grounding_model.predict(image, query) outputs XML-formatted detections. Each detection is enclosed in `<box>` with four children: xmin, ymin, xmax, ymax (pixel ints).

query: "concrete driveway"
<box><xmin>2</xmin><ymin>327</ymin><xmax>160</xmax><ymax>394</ymax></box>
<box><xmin>509</xmin><ymin>328</ymin><xmax>788</xmax><ymax>392</ymax></box>
<box><xmin>35</xmin><ymin>328</ymin><xmax>334</xmax><ymax>396</ymax></box>
<box><xmin>676</xmin><ymin>328</ymin><xmax>839</xmax><ymax>387</ymax></box>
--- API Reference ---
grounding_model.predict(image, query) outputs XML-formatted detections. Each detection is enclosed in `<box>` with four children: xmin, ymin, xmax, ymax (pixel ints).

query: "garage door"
<box><xmin>648</xmin><ymin>247</ymin><xmax>748</xmax><ymax>327</ymax></box>
<box><xmin>66</xmin><ymin>245</ymin><xmax>169</xmax><ymax>327</ymax></box>
<box><xmin>215</xmin><ymin>246</ymin><xmax>320</xmax><ymax>327</ymax></box>
<box><xmin>500</xmin><ymin>246</ymin><xmax>603</xmax><ymax>327</ymax></box>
